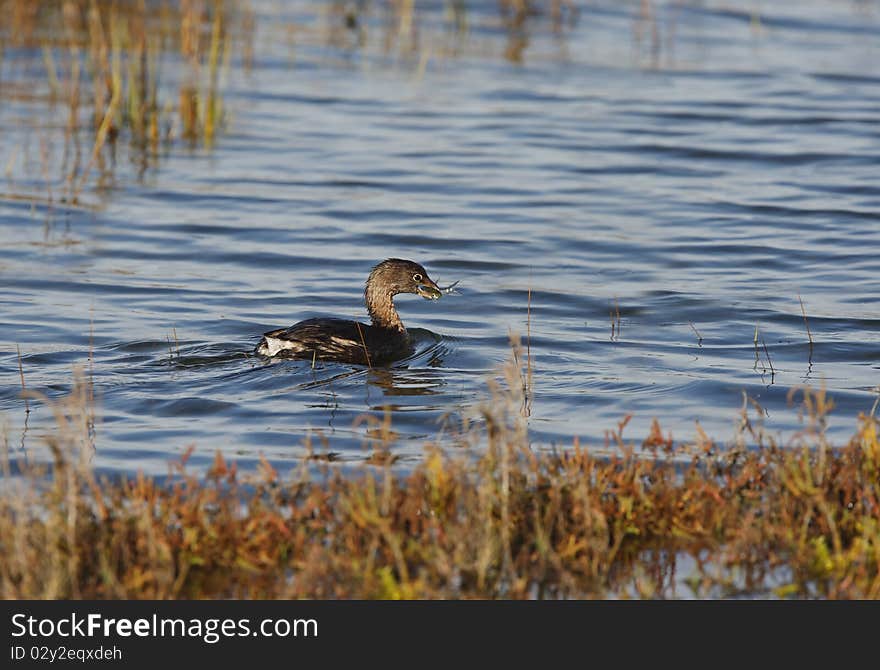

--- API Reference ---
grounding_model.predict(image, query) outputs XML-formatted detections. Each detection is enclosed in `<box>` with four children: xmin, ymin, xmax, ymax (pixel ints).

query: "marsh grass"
<box><xmin>1</xmin><ymin>0</ymin><xmax>585</xmax><ymax>209</ymax></box>
<box><xmin>0</xmin><ymin>0</ymin><xmax>252</xmax><ymax>207</ymax></box>
<box><xmin>2</xmin><ymin>343</ymin><xmax>879</xmax><ymax>599</ymax></box>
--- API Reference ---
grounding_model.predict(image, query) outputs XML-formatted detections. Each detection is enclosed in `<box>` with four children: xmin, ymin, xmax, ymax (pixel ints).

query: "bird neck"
<box><xmin>365</xmin><ymin>283</ymin><xmax>405</xmax><ymax>332</ymax></box>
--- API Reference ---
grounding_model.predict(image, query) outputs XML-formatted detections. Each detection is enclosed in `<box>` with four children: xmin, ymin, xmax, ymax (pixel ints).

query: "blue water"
<box><xmin>1</xmin><ymin>0</ymin><xmax>879</xmax><ymax>475</ymax></box>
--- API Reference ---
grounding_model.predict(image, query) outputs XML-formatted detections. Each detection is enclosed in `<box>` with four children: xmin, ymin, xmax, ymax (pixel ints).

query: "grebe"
<box><xmin>255</xmin><ymin>258</ymin><xmax>443</xmax><ymax>365</ymax></box>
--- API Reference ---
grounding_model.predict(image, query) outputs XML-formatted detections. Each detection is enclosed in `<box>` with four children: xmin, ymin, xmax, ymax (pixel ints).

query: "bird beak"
<box><xmin>416</xmin><ymin>277</ymin><xmax>442</xmax><ymax>300</ymax></box>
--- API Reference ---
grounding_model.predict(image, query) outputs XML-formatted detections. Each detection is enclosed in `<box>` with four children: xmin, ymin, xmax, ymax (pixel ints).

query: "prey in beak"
<box><xmin>416</xmin><ymin>278</ymin><xmax>443</xmax><ymax>301</ymax></box>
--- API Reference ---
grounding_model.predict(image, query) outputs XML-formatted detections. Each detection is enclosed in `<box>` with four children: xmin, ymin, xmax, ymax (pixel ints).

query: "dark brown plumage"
<box><xmin>255</xmin><ymin>259</ymin><xmax>442</xmax><ymax>365</ymax></box>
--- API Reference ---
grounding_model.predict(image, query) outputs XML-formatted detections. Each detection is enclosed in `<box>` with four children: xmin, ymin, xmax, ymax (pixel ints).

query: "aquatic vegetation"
<box><xmin>2</xmin><ymin>347</ymin><xmax>878</xmax><ymax>599</ymax></box>
<box><xmin>0</xmin><ymin>0</ymin><xmax>641</xmax><ymax>209</ymax></box>
<box><xmin>0</xmin><ymin>0</ymin><xmax>254</xmax><ymax>206</ymax></box>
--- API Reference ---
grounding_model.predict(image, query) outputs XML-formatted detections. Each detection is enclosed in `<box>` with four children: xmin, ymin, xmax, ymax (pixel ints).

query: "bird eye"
<box><xmin>413</xmin><ymin>273</ymin><xmax>423</xmax><ymax>282</ymax></box>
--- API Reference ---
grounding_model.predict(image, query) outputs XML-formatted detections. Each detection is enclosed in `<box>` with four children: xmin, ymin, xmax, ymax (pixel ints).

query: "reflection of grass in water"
<box><xmin>317</xmin><ymin>0</ymin><xmax>579</xmax><ymax>64</ymax></box>
<box><xmin>0</xmin><ymin>0</ymin><xmax>254</xmax><ymax>207</ymax></box>
<box><xmin>3</xmin><ymin>342</ymin><xmax>880</xmax><ymax>599</ymax></box>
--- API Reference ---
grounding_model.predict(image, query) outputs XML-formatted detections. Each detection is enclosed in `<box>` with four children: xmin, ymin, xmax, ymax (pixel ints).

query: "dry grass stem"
<box><xmin>610</xmin><ymin>298</ymin><xmax>621</xmax><ymax>341</ymax></box>
<box><xmin>798</xmin><ymin>294</ymin><xmax>814</xmax><ymax>347</ymax></box>
<box><xmin>761</xmin><ymin>337</ymin><xmax>775</xmax><ymax>382</ymax></box>
<box><xmin>355</xmin><ymin>321</ymin><xmax>372</xmax><ymax>369</ymax></box>
<box><xmin>17</xmin><ymin>345</ymin><xmax>30</xmax><ymax>415</ymax></box>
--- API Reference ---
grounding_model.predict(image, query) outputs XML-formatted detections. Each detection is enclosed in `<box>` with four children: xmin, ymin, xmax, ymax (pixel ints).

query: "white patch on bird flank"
<box><xmin>259</xmin><ymin>336</ymin><xmax>302</xmax><ymax>357</ymax></box>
